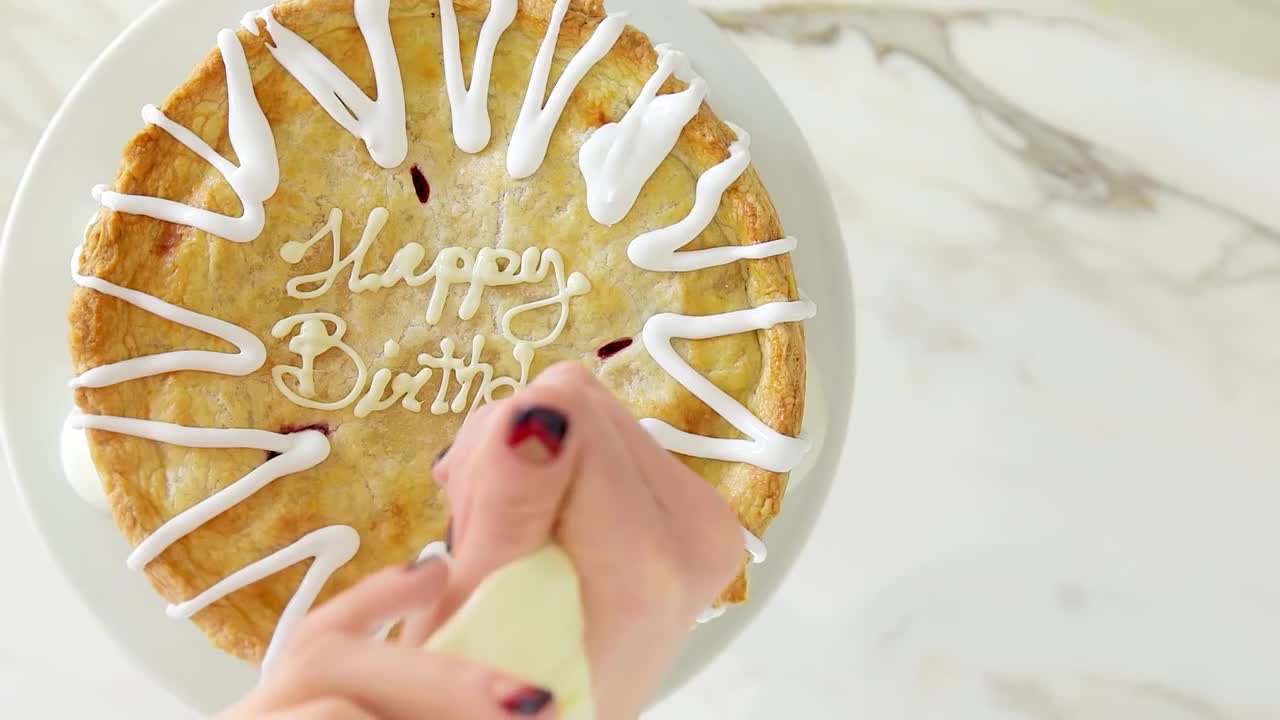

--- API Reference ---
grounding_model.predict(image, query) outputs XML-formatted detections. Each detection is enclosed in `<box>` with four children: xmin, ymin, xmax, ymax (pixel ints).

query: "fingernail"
<box><xmin>507</xmin><ymin>406</ymin><xmax>568</xmax><ymax>463</ymax></box>
<box><xmin>499</xmin><ymin>686</ymin><xmax>553</xmax><ymax>716</ymax></box>
<box><xmin>434</xmin><ymin>444</ymin><xmax>451</xmax><ymax>466</ymax></box>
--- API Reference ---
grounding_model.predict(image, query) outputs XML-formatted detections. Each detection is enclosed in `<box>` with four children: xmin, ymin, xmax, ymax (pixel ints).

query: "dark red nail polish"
<box><xmin>501</xmin><ymin>688</ymin><xmax>553</xmax><ymax>715</ymax></box>
<box><xmin>507</xmin><ymin>406</ymin><xmax>568</xmax><ymax>459</ymax></box>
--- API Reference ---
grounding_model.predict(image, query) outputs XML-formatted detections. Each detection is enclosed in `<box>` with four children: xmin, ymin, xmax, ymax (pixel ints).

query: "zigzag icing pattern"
<box><xmin>507</xmin><ymin>0</ymin><xmax>628</xmax><ymax>178</ymax></box>
<box><xmin>439</xmin><ymin>0</ymin><xmax>517</xmax><ymax>153</ymax></box>
<box><xmin>243</xmin><ymin>0</ymin><xmax>408</xmax><ymax>168</ymax></box>
<box><xmin>626</xmin><ymin>123</ymin><xmax>798</xmax><ymax>272</ymax></box>
<box><xmin>92</xmin><ymin>29</ymin><xmax>279</xmax><ymax>243</ymax></box>
<box><xmin>640</xmin><ymin>301</ymin><xmax>816</xmax><ymax>473</ymax></box>
<box><xmin>73</xmin><ymin>0</ymin><xmax>814</xmax><ymax>653</ymax></box>
<box><xmin>70</xmin><ymin>247</ymin><xmax>265</xmax><ymax>389</ymax></box>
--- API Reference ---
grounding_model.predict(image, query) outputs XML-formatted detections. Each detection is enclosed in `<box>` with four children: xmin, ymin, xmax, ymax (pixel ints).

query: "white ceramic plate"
<box><xmin>0</xmin><ymin>0</ymin><xmax>853</xmax><ymax>714</ymax></box>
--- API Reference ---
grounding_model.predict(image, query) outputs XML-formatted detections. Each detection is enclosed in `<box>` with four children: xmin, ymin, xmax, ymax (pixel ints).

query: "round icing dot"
<box><xmin>60</xmin><ymin>415</ymin><xmax>108</xmax><ymax>512</ymax></box>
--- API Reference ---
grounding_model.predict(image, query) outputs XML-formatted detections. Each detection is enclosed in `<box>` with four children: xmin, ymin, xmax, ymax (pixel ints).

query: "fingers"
<box><xmin>433</xmin><ymin>399</ymin><xmax>501</xmax><ymax>489</ymax></box>
<box><xmin>450</xmin><ymin>367</ymin><xmax>582</xmax><ymax>573</ymax></box>
<box><xmin>293</xmin><ymin>556</ymin><xmax>448</xmax><ymax>643</ymax></box>
<box><xmin>402</xmin><ymin>364</ymin><xmax>593</xmax><ymax>644</ymax></box>
<box><xmin>579</xmin><ymin>374</ymin><xmax>742</xmax><ymax>600</ymax></box>
<box><xmin>579</xmin><ymin>378</ymin><xmax>689</xmax><ymax>502</ymax></box>
<box><xmin>261</xmin><ymin>638</ymin><xmax>556</xmax><ymax>720</ymax></box>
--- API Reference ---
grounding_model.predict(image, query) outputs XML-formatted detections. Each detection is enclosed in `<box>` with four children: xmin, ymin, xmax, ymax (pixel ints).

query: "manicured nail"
<box><xmin>434</xmin><ymin>444</ymin><xmax>451</xmax><ymax>466</ymax></box>
<box><xmin>507</xmin><ymin>406</ymin><xmax>568</xmax><ymax>463</ymax></box>
<box><xmin>500</xmin><ymin>686</ymin><xmax>553</xmax><ymax>715</ymax></box>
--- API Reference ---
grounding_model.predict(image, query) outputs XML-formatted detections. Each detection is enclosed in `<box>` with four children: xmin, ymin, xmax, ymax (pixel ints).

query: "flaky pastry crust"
<box><xmin>69</xmin><ymin>0</ymin><xmax>805</xmax><ymax>663</ymax></box>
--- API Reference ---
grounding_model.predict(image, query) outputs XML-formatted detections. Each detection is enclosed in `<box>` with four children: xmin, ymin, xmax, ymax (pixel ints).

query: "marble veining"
<box><xmin>2</xmin><ymin>1</ymin><xmax>1279</xmax><ymax>719</ymax></box>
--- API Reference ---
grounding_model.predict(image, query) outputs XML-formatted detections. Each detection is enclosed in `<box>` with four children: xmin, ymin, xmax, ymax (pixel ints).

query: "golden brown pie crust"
<box><xmin>69</xmin><ymin>0</ymin><xmax>805</xmax><ymax>664</ymax></box>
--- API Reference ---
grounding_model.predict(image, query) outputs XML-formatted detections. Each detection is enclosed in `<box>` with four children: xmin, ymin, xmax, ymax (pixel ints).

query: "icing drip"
<box><xmin>92</xmin><ymin>30</ymin><xmax>279</xmax><ymax>243</ymax></box>
<box><xmin>579</xmin><ymin>45</ymin><xmax>707</xmax><ymax>226</ymax></box>
<box><xmin>692</xmin><ymin>530</ymin><xmax>769</xmax><ymax>626</ymax></box>
<box><xmin>640</xmin><ymin>300</ymin><xmax>816</xmax><ymax>472</ymax></box>
<box><xmin>61</xmin><ymin>415</ymin><xmax>108</xmax><ymax>512</ymax></box>
<box><xmin>70</xmin><ymin>247</ymin><xmax>266</xmax><ymax>389</ymax></box>
<box><xmin>245</xmin><ymin>0</ymin><xmax>408</xmax><ymax>168</ymax></box>
<box><xmin>440</xmin><ymin>0</ymin><xmax>516</xmax><ymax>153</ymax></box>
<box><xmin>743</xmin><ymin>528</ymin><xmax>768</xmax><ymax>564</ymax></box>
<box><xmin>70</xmin><ymin>415</ymin><xmax>331</xmax><ymax>570</ymax></box>
<box><xmin>168</xmin><ymin>525</ymin><xmax>360</xmax><ymax>674</ymax></box>
<box><xmin>627</xmin><ymin>124</ymin><xmax>798</xmax><ymax>272</ymax></box>
<box><xmin>507</xmin><ymin>0</ymin><xmax>628</xmax><ymax>179</ymax></box>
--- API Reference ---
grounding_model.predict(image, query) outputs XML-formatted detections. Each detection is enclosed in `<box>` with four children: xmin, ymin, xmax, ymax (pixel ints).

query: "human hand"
<box><xmin>218</xmin><ymin>558</ymin><xmax>557</xmax><ymax>719</ymax></box>
<box><xmin>406</xmin><ymin>362</ymin><xmax>745</xmax><ymax>719</ymax></box>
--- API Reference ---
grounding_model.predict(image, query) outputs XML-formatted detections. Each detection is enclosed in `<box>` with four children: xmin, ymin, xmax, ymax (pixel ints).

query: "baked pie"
<box><xmin>68</xmin><ymin>0</ymin><xmax>813</xmax><ymax>668</ymax></box>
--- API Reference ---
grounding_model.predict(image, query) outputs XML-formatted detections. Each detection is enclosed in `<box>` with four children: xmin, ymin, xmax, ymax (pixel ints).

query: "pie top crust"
<box><xmin>69</xmin><ymin>0</ymin><xmax>805</xmax><ymax>664</ymax></box>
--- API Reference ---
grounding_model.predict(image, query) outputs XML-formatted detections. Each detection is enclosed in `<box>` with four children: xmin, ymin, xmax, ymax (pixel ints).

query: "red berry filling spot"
<box><xmin>411</xmin><ymin>165</ymin><xmax>431</xmax><ymax>204</ymax></box>
<box><xmin>268</xmin><ymin>423</ymin><xmax>331</xmax><ymax>460</ymax></box>
<box><xmin>279</xmin><ymin>423</ymin><xmax>331</xmax><ymax>437</ymax></box>
<box><xmin>597</xmin><ymin>338</ymin><xmax>634</xmax><ymax>360</ymax></box>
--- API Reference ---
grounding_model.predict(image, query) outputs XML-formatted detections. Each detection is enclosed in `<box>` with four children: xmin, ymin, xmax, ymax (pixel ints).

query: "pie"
<box><xmin>68</xmin><ymin>0</ymin><xmax>811</xmax><ymax>667</ymax></box>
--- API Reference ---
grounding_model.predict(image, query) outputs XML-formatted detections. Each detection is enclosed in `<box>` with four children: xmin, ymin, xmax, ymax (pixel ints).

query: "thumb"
<box><xmin>405</xmin><ymin>363</ymin><xmax>589</xmax><ymax>643</ymax></box>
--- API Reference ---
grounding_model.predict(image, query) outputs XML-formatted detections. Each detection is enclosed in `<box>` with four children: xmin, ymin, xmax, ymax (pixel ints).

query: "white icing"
<box><xmin>246</xmin><ymin>0</ymin><xmax>407</xmax><ymax>168</ymax></box>
<box><xmin>507</xmin><ymin>0</ymin><xmax>628</xmax><ymax>179</ymax></box>
<box><xmin>439</xmin><ymin>0</ymin><xmax>516</xmax><ymax>153</ymax></box>
<box><xmin>579</xmin><ymin>45</ymin><xmax>707</xmax><ymax>226</ymax></box>
<box><xmin>695</xmin><ymin>606</ymin><xmax>727</xmax><ymax>624</ymax></box>
<box><xmin>71</xmin><ymin>415</ymin><xmax>331</xmax><ymax>570</ymax></box>
<box><xmin>240</xmin><ymin>9</ymin><xmax>264</xmax><ymax>35</ymax></box>
<box><xmin>73</xmin><ymin>0</ymin><xmax>819</xmax><ymax>654</ymax></box>
<box><xmin>281</xmin><ymin>208</ymin><xmax>590</xmax><ymax>328</ymax></box>
<box><xmin>93</xmin><ymin>30</ymin><xmax>279</xmax><ymax>243</ymax></box>
<box><xmin>695</xmin><ymin>531</ymin><xmax>769</xmax><ymax>626</ymax></box>
<box><xmin>627</xmin><ymin>123</ymin><xmax>798</xmax><ymax>271</ymax></box>
<box><xmin>274</xmin><ymin>328</ymin><xmax>532</xmax><ymax>420</ymax></box>
<box><xmin>70</xmin><ymin>247</ymin><xmax>266</xmax><ymax>389</ymax></box>
<box><xmin>374</xmin><ymin>540</ymin><xmax>450</xmax><ymax>641</ymax></box>
<box><xmin>743</xmin><ymin>528</ymin><xmax>768</xmax><ymax>564</ymax></box>
<box><xmin>640</xmin><ymin>300</ymin><xmax>816</xmax><ymax>472</ymax></box>
<box><xmin>272</xmin><ymin>207</ymin><xmax>591</xmax><ymax>417</ymax></box>
<box><xmin>270</xmin><ymin>314</ymin><xmax>370</xmax><ymax>411</ymax></box>
<box><xmin>353</xmin><ymin>335</ymin><xmax>524</xmax><ymax>419</ymax></box>
<box><xmin>60</xmin><ymin>415</ymin><xmax>109</xmax><ymax>512</ymax></box>
<box><xmin>69</xmin><ymin>414</ymin><xmax>339</xmax><ymax>674</ymax></box>
<box><xmin>168</xmin><ymin>525</ymin><xmax>360</xmax><ymax>675</ymax></box>
<box><xmin>788</xmin><ymin>357</ymin><xmax>828</xmax><ymax>489</ymax></box>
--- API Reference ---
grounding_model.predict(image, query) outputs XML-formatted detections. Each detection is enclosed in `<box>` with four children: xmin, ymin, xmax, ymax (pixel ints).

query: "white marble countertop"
<box><xmin>3</xmin><ymin>0</ymin><xmax>1280</xmax><ymax>718</ymax></box>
